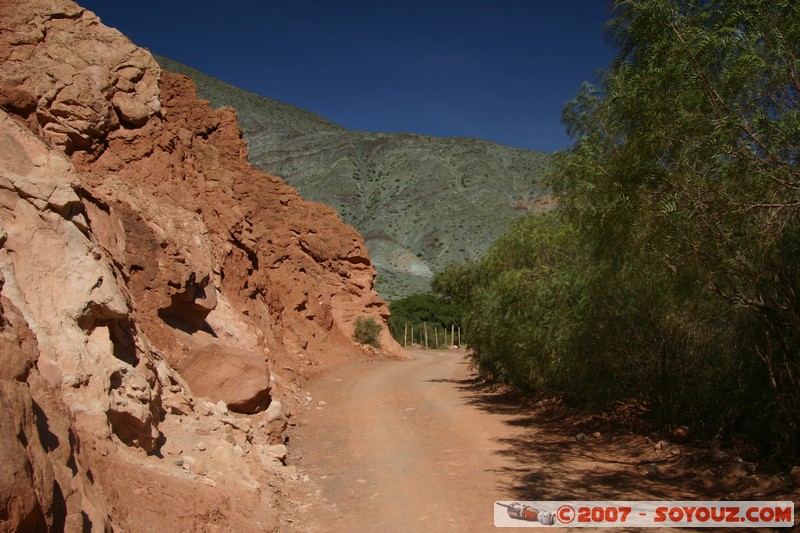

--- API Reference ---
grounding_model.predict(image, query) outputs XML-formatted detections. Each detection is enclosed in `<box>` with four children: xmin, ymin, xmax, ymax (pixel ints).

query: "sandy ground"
<box><xmin>289</xmin><ymin>348</ymin><xmax>799</xmax><ymax>533</ymax></box>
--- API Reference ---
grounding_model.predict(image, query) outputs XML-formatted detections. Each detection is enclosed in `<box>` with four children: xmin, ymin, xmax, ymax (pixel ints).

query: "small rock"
<box><xmin>190</xmin><ymin>459</ymin><xmax>208</xmax><ymax>476</ymax></box>
<box><xmin>181</xmin><ymin>455</ymin><xmax>197</xmax><ymax>472</ymax></box>
<box><xmin>117</xmin><ymin>65</ymin><xmax>143</xmax><ymax>84</ymax></box>
<box><xmin>266</xmin><ymin>444</ymin><xmax>287</xmax><ymax>462</ymax></box>
<box><xmin>647</xmin><ymin>463</ymin><xmax>660</xmax><ymax>477</ymax></box>
<box><xmin>669</xmin><ymin>447</ymin><xmax>682</xmax><ymax>456</ymax></box>
<box><xmin>719</xmin><ymin>461</ymin><xmax>751</xmax><ymax>484</ymax></box>
<box><xmin>111</xmin><ymin>93</ymin><xmax>150</xmax><ymax>127</ymax></box>
<box><xmin>591</xmin><ymin>431</ymin><xmax>601</xmax><ymax>439</ymax></box>
<box><xmin>670</xmin><ymin>425</ymin><xmax>691</xmax><ymax>443</ymax></box>
<box><xmin>220</xmin><ymin>424</ymin><xmax>236</xmax><ymax>445</ymax></box>
<box><xmin>174</xmin><ymin>459</ymin><xmax>184</xmax><ymax>467</ymax></box>
<box><xmin>656</xmin><ymin>440</ymin><xmax>669</xmax><ymax>450</ymax></box>
<box><xmin>195</xmin><ymin>401</ymin><xmax>215</xmax><ymax>417</ymax></box>
<box><xmin>699</xmin><ymin>469</ymin><xmax>716</xmax><ymax>490</ymax></box>
<box><xmin>662</xmin><ymin>465</ymin><xmax>688</xmax><ymax>478</ymax></box>
<box><xmin>318</xmin><ymin>401</ymin><xmax>326</xmax><ymax>406</ymax></box>
<box><xmin>264</xmin><ymin>400</ymin><xmax>283</xmax><ymax>423</ymax></box>
<box><xmin>38</xmin><ymin>358</ymin><xmax>62</xmax><ymax>388</ymax></box>
<box><xmin>576</xmin><ymin>433</ymin><xmax>587</xmax><ymax>441</ymax></box>
<box><xmin>790</xmin><ymin>466</ymin><xmax>800</xmax><ymax>488</ymax></box>
<box><xmin>62</xmin><ymin>373</ymin><xmax>88</xmax><ymax>388</ymax></box>
<box><xmin>202</xmin><ymin>478</ymin><xmax>216</xmax><ymax>487</ymax></box>
<box><xmin>256</xmin><ymin>450</ymin><xmax>282</xmax><ymax>468</ymax></box>
<box><xmin>196</xmin><ymin>441</ymin><xmax>206</xmax><ymax>451</ymax></box>
<box><xmin>221</xmin><ymin>416</ymin><xmax>251</xmax><ymax>433</ymax></box>
<box><xmin>710</xmin><ymin>448</ymin><xmax>728</xmax><ymax>462</ymax></box>
<box><xmin>215</xmin><ymin>400</ymin><xmax>229</xmax><ymax>416</ymax></box>
<box><xmin>163</xmin><ymin>392</ymin><xmax>193</xmax><ymax>416</ymax></box>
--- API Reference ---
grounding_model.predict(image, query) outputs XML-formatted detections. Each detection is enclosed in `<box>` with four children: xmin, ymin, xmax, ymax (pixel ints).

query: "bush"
<box><xmin>352</xmin><ymin>317</ymin><xmax>382</xmax><ymax>348</ymax></box>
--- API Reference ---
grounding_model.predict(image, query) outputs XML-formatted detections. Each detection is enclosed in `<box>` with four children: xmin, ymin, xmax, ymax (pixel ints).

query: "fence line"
<box><xmin>398</xmin><ymin>322</ymin><xmax>462</xmax><ymax>349</ymax></box>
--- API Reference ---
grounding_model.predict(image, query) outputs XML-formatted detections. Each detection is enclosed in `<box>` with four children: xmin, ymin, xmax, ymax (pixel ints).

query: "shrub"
<box><xmin>352</xmin><ymin>317</ymin><xmax>382</xmax><ymax>348</ymax></box>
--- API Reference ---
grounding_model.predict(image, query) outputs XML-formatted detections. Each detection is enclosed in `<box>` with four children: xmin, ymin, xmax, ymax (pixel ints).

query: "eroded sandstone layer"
<box><xmin>0</xmin><ymin>0</ymin><xmax>401</xmax><ymax>529</ymax></box>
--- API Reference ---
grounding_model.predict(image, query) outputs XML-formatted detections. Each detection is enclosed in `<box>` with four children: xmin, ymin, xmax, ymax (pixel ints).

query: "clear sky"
<box><xmin>78</xmin><ymin>1</ymin><xmax>615</xmax><ymax>153</ymax></box>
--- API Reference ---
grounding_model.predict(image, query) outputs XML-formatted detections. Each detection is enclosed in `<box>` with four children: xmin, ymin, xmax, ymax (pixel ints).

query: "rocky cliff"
<box><xmin>0</xmin><ymin>0</ymin><xmax>400</xmax><ymax>530</ymax></box>
<box><xmin>153</xmin><ymin>55</ymin><xmax>553</xmax><ymax>299</ymax></box>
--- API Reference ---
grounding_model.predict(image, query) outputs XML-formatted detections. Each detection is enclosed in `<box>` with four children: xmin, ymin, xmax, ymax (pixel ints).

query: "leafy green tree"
<box><xmin>387</xmin><ymin>293</ymin><xmax>465</xmax><ymax>347</ymax></box>
<box><xmin>553</xmin><ymin>0</ymin><xmax>800</xmax><ymax>460</ymax></box>
<box><xmin>460</xmin><ymin>215</ymin><xmax>588</xmax><ymax>392</ymax></box>
<box><xmin>432</xmin><ymin>261</ymin><xmax>485</xmax><ymax>306</ymax></box>
<box><xmin>443</xmin><ymin>0</ymin><xmax>800</xmax><ymax>463</ymax></box>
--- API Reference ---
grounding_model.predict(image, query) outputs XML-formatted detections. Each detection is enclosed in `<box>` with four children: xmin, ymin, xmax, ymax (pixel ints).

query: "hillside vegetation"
<box><xmin>155</xmin><ymin>55</ymin><xmax>551</xmax><ymax>299</ymax></box>
<box><xmin>436</xmin><ymin>0</ymin><xmax>800</xmax><ymax>465</ymax></box>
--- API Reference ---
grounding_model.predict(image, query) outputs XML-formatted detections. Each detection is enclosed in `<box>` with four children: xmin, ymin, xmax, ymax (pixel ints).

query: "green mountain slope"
<box><xmin>155</xmin><ymin>55</ymin><xmax>552</xmax><ymax>299</ymax></box>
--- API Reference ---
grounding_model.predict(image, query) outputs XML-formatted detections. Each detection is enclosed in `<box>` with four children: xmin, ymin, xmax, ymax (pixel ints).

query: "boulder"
<box><xmin>111</xmin><ymin>92</ymin><xmax>150</xmax><ymax>127</ymax></box>
<box><xmin>180</xmin><ymin>343</ymin><xmax>270</xmax><ymax>414</ymax></box>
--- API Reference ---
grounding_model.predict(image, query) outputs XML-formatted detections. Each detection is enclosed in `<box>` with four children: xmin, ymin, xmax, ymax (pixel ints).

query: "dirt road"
<box><xmin>292</xmin><ymin>348</ymin><xmax>525</xmax><ymax>532</ymax></box>
<box><xmin>288</xmin><ymin>349</ymin><xmax>783</xmax><ymax>532</ymax></box>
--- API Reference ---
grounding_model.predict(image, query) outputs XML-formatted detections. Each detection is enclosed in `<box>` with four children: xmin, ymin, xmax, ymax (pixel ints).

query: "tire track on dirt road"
<box><xmin>292</xmin><ymin>348</ymin><xmax>525</xmax><ymax>532</ymax></box>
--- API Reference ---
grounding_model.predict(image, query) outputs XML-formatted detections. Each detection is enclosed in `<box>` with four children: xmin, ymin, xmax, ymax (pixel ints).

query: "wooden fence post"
<box><xmin>458</xmin><ymin>326</ymin><xmax>461</xmax><ymax>347</ymax></box>
<box><xmin>424</xmin><ymin>322</ymin><xmax>428</xmax><ymax>348</ymax></box>
<box><xmin>404</xmin><ymin>322</ymin><xmax>408</xmax><ymax>347</ymax></box>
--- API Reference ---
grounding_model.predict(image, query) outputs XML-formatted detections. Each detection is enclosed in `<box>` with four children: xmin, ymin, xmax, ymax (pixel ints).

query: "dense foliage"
<box><xmin>387</xmin><ymin>293</ymin><xmax>464</xmax><ymax>348</ymax></box>
<box><xmin>437</xmin><ymin>0</ymin><xmax>800</xmax><ymax>464</ymax></box>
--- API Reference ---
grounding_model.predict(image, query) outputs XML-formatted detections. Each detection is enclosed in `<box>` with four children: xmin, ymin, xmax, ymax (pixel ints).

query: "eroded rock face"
<box><xmin>0</xmin><ymin>1</ymin><xmax>160</xmax><ymax>154</ymax></box>
<box><xmin>0</xmin><ymin>0</ymin><xmax>403</xmax><ymax>530</ymax></box>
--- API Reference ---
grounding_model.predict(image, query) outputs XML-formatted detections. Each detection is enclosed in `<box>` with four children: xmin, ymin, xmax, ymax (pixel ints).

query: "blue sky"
<box><xmin>79</xmin><ymin>1</ymin><xmax>615</xmax><ymax>153</ymax></box>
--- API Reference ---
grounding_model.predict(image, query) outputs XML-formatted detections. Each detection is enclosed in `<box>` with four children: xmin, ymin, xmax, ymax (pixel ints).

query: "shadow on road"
<box><xmin>428</xmin><ymin>360</ymin><xmax>719</xmax><ymax>502</ymax></box>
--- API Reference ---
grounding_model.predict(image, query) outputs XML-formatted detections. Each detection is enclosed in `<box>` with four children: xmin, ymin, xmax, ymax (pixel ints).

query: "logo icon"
<box><xmin>496</xmin><ymin>502</ymin><xmax>556</xmax><ymax>525</ymax></box>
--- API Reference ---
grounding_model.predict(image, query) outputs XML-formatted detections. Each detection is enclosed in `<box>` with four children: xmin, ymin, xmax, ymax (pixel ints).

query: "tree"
<box><xmin>387</xmin><ymin>293</ymin><xmax>465</xmax><ymax>348</ymax></box>
<box><xmin>445</xmin><ymin>0</ymin><xmax>800</xmax><ymax>464</ymax></box>
<box><xmin>551</xmin><ymin>0</ymin><xmax>800</xmax><ymax>461</ymax></box>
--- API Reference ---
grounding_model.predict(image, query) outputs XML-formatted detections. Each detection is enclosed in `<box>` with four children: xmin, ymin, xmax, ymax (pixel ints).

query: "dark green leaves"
<box><xmin>443</xmin><ymin>0</ymin><xmax>800</xmax><ymax>465</ymax></box>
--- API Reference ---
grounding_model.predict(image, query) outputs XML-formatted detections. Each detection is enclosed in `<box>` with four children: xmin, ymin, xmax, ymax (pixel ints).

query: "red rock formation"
<box><xmin>0</xmin><ymin>0</ymin><xmax>402</xmax><ymax>529</ymax></box>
